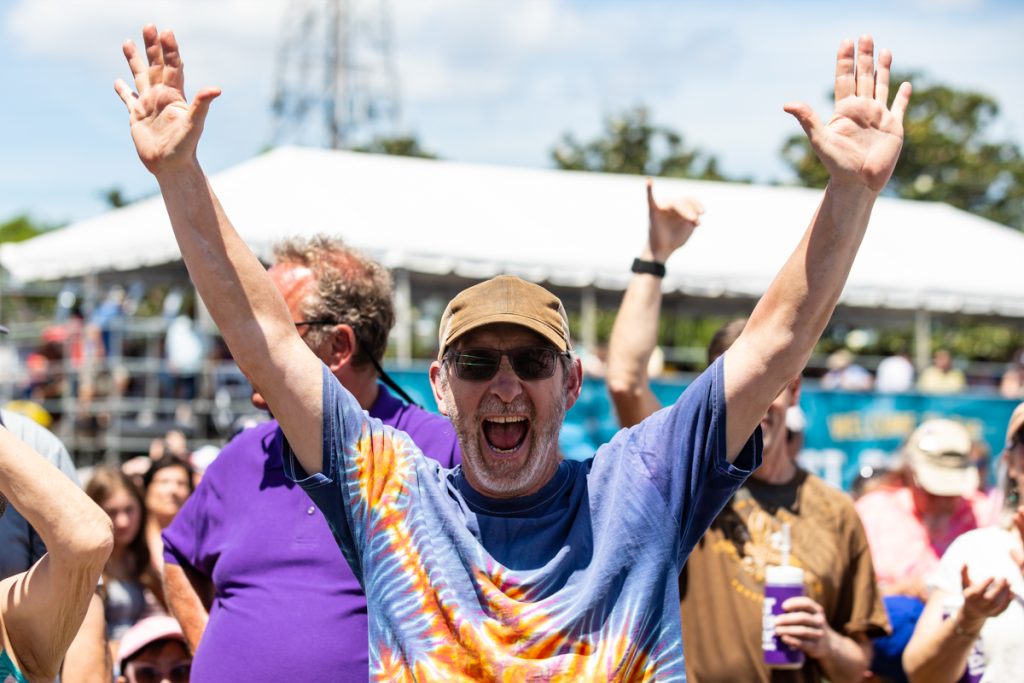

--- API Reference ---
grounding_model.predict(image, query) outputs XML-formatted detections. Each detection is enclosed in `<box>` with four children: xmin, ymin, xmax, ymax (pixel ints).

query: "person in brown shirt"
<box><xmin>606</xmin><ymin>183</ymin><xmax>891</xmax><ymax>683</ymax></box>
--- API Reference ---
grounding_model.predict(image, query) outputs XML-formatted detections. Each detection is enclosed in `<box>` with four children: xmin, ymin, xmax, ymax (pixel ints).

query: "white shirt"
<box><xmin>933</xmin><ymin>526</ymin><xmax>1024</xmax><ymax>683</ymax></box>
<box><xmin>876</xmin><ymin>355</ymin><xmax>915</xmax><ymax>393</ymax></box>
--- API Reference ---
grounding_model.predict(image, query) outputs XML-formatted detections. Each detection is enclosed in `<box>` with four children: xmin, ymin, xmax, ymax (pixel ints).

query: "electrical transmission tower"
<box><xmin>271</xmin><ymin>0</ymin><xmax>401</xmax><ymax>149</ymax></box>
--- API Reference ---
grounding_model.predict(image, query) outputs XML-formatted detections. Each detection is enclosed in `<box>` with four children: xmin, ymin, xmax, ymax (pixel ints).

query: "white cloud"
<box><xmin>1</xmin><ymin>0</ymin><xmax>1022</xmax><ymax>223</ymax></box>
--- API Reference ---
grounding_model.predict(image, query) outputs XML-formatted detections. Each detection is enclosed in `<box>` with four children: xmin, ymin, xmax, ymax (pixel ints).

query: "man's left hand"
<box><xmin>645</xmin><ymin>179</ymin><xmax>704</xmax><ymax>262</ymax></box>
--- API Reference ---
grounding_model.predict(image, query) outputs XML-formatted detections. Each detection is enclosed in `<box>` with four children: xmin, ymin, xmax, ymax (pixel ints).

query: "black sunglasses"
<box><xmin>445</xmin><ymin>347</ymin><xmax>569</xmax><ymax>382</ymax></box>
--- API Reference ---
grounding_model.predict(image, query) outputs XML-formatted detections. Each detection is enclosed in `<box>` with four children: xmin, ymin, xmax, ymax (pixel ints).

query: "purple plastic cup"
<box><xmin>763</xmin><ymin>565</ymin><xmax>805</xmax><ymax>669</ymax></box>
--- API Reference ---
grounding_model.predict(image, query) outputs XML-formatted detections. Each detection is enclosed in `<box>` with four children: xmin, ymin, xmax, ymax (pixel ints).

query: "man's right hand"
<box><xmin>645</xmin><ymin>179</ymin><xmax>703</xmax><ymax>263</ymax></box>
<box><xmin>114</xmin><ymin>24</ymin><xmax>221</xmax><ymax>176</ymax></box>
<box><xmin>959</xmin><ymin>565</ymin><xmax>1012</xmax><ymax>629</ymax></box>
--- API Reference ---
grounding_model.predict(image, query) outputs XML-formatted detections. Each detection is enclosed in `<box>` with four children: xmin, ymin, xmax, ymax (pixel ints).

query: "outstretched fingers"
<box><xmin>143</xmin><ymin>24</ymin><xmax>164</xmax><ymax>94</ymax></box>
<box><xmin>855</xmin><ymin>35</ymin><xmax>875</xmax><ymax>98</ymax></box>
<box><xmin>160</xmin><ymin>29</ymin><xmax>186</xmax><ymax>93</ymax></box>
<box><xmin>833</xmin><ymin>39</ymin><xmax>855</xmax><ymax>102</ymax></box>
<box><xmin>646</xmin><ymin>178</ymin><xmax>655</xmax><ymax>211</ymax></box>
<box><xmin>890</xmin><ymin>81</ymin><xmax>912</xmax><ymax>123</ymax></box>
<box><xmin>123</xmin><ymin>39</ymin><xmax>149</xmax><ymax>94</ymax></box>
<box><xmin>874</xmin><ymin>48</ymin><xmax>892</xmax><ymax>104</ymax></box>
<box><xmin>783</xmin><ymin>101</ymin><xmax>823</xmax><ymax>145</ymax></box>
<box><xmin>113</xmin><ymin>79</ymin><xmax>137</xmax><ymax>110</ymax></box>
<box><xmin>189</xmin><ymin>87</ymin><xmax>223</xmax><ymax>126</ymax></box>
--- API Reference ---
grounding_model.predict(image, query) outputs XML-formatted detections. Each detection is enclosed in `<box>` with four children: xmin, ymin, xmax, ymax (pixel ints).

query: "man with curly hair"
<box><xmin>160</xmin><ymin>236</ymin><xmax>460</xmax><ymax>681</ymax></box>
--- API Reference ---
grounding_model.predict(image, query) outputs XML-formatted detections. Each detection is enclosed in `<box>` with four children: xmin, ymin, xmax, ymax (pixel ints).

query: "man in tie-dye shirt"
<box><xmin>118</xmin><ymin>23</ymin><xmax>910</xmax><ymax>681</ymax></box>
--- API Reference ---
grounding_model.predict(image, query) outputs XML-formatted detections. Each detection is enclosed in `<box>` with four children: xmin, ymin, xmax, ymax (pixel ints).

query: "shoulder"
<box><xmin>802</xmin><ymin>472</ymin><xmax>857</xmax><ymax>513</ymax></box>
<box><xmin>0</xmin><ymin>410</ymin><xmax>76</xmax><ymax>484</ymax></box>
<box><xmin>202</xmin><ymin>420</ymin><xmax>280</xmax><ymax>478</ymax></box>
<box><xmin>0</xmin><ymin>411</ymin><xmax>68</xmax><ymax>463</ymax></box>
<box><xmin>946</xmin><ymin>526</ymin><xmax>1012</xmax><ymax>558</ymax></box>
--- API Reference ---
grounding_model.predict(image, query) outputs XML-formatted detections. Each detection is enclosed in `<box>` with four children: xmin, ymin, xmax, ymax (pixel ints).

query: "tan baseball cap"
<box><xmin>904</xmin><ymin>418</ymin><xmax>978</xmax><ymax>497</ymax></box>
<box><xmin>1006</xmin><ymin>402</ymin><xmax>1024</xmax><ymax>448</ymax></box>
<box><xmin>437</xmin><ymin>275</ymin><xmax>571</xmax><ymax>360</ymax></box>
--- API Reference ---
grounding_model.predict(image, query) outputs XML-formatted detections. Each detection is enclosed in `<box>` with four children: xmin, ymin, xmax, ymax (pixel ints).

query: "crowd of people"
<box><xmin>0</xmin><ymin>23</ymin><xmax>1022</xmax><ymax>683</ymax></box>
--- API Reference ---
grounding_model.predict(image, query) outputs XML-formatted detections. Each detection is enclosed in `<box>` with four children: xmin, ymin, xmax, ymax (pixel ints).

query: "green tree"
<box><xmin>551</xmin><ymin>106</ymin><xmax>734</xmax><ymax>181</ymax></box>
<box><xmin>782</xmin><ymin>73</ymin><xmax>1024</xmax><ymax>231</ymax></box>
<box><xmin>0</xmin><ymin>214</ymin><xmax>56</xmax><ymax>244</ymax></box>
<box><xmin>353</xmin><ymin>134</ymin><xmax>437</xmax><ymax>159</ymax></box>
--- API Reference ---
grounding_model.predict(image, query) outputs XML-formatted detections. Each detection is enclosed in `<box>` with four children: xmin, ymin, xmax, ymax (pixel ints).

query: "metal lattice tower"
<box><xmin>271</xmin><ymin>0</ymin><xmax>401</xmax><ymax>149</ymax></box>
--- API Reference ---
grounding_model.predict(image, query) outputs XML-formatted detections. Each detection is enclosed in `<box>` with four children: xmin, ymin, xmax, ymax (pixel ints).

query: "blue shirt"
<box><xmin>286</xmin><ymin>356</ymin><xmax>760</xmax><ymax>681</ymax></box>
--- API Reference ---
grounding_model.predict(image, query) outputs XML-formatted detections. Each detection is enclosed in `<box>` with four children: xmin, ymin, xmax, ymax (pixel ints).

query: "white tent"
<box><xmin>4</xmin><ymin>145</ymin><xmax>1024</xmax><ymax>320</ymax></box>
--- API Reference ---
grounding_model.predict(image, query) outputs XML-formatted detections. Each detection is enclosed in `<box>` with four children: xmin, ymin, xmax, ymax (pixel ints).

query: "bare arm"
<box><xmin>722</xmin><ymin>36</ymin><xmax>911</xmax><ymax>458</ymax></box>
<box><xmin>904</xmin><ymin>569</ymin><xmax>1012</xmax><ymax>683</ymax></box>
<box><xmin>61</xmin><ymin>593</ymin><xmax>112</xmax><ymax>683</ymax></box>
<box><xmin>114</xmin><ymin>25</ymin><xmax>324</xmax><ymax>474</ymax></box>
<box><xmin>163</xmin><ymin>562</ymin><xmax>213</xmax><ymax>654</ymax></box>
<box><xmin>0</xmin><ymin>428</ymin><xmax>113</xmax><ymax>681</ymax></box>
<box><xmin>607</xmin><ymin>181</ymin><xmax>703</xmax><ymax>429</ymax></box>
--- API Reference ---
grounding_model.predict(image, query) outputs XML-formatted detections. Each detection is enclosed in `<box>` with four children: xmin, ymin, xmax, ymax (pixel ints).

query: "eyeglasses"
<box><xmin>127</xmin><ymin>662</ymin><xmax>191</xmax><ymax>683</ymax></box>
<box><xmin>444</xmin><ymin>347</ymin><xmax>569</xmax><ymax>382</ymax></box>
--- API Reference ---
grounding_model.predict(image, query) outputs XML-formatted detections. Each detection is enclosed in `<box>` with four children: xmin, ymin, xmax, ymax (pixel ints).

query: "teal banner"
<box><xmin>389</xmin><ymin>368</ymin><xmax>1020</xmax><ymax>492</ymax></box>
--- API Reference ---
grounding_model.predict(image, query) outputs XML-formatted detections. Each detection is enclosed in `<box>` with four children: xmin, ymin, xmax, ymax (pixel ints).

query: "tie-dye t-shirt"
<box><xmin>284</xmin><ymin>355</ymin><xmax>760</xmax><ymax>682</ymax></box>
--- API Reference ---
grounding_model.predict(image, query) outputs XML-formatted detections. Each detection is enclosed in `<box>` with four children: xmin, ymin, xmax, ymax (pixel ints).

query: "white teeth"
<box><xmin>485</xmin><ymin>416</ymin><xmax>526</xmax><ymax>424</ymax></box>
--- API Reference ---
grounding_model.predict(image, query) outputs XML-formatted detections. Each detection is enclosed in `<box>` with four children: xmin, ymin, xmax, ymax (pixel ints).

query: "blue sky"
<box><xmin>1</xmin><ymin>0</ymin><xmax>1022</xmax><ymax>226</ymax></box>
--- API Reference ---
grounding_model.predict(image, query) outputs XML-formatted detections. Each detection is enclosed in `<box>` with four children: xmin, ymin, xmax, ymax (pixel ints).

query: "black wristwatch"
<box><xmin>631</xmin><ymin>258</ymin><xmax>666</xmax><ymax>278</ymax></box>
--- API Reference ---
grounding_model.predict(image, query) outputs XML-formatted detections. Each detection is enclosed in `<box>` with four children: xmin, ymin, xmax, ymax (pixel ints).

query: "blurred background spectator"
<box><xmin>918</xmin><ymin>350</ymin><xmax>966</xmax><ymax>395</ymax></box>
<box><xmin>902</xmin><ymin>403</ymin><xmax>1024</xmax><ymax>682</ymax></box>
<box><xmin>142</xmin><ymin>456</ymin><xmax>194</xmax><ymax>577</ymax></box>
<box><xmin>876</xmin><ymin>351</ymin><xmax>915</xmax><ymax>394</ymax></box>
<box><xmin>822</xmin><ymin>348</ymin><xmax>875</xmax><ymax>391</ymax></box>
<box><xmin>115</xmin><ymin>616</ymin><xmax>191</xmax><ymax>683</ymax></box>
<box><xmin>85</xmin><ymin>467</ymin><xmax>165</xmax><ymax>658</ymax></box>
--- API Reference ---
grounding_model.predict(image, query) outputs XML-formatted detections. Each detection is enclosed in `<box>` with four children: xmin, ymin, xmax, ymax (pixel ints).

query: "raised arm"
<box><xmin>607</xmin><ymin>180</ymin><xmax>703</xmax><ymax>429</ymax></box>
<box><xmin>0</xmin><ymin>428</ymin><xmax>113</xmax><ymax>681</ymax></box>
<box><xmin>722</xmin><ymin>36</ymin><xmax>911</xmax><ymax>458</ymax></box>
<box><xmin>903</xmin><ymin>567</ymin><xmax>1012</xmax><ymax>683</ymax></box>
<box><xmin>114</xmin><ymin>25</ymin><xmax>325</xmax><ymax>473</ymax></box>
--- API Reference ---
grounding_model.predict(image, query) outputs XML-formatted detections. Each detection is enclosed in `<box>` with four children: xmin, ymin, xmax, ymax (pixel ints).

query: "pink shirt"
<box><xmin>854</xmin><ymin>485</ymin><xmax>993</xmax><ymax>588</ymax></box>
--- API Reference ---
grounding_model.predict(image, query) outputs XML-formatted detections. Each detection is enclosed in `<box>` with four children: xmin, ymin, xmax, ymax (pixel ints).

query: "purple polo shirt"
<box><xmin>162</xmin><ymin>385</ymin><xmax>460</xmax><ymax>682</ymax></box>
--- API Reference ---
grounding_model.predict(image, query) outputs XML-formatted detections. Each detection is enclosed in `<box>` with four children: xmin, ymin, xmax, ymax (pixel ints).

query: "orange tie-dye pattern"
<box><xmin>348</xmin><ymin>430</ymin><xmax>663</xmax><ymax>682</ymax></box>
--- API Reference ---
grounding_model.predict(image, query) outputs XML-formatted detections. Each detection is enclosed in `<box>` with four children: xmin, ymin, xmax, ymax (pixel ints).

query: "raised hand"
<box><xmin>646</xmin><ymin>179</ymin><xmax>704</xmax><ymax>263</ymax></box>
<box><xmin>114</xmin><ymin>25</ymin><xmax>221</xmax><ymax>175</ymax></box>
<box><xmin>784</xmin><ymin>35</ymin><xmax>911</xmax><ymax>193</ymax></box>
<box><xmin>960</xmin><ymin>565</ymin><xmax>1012</xmax><ymax>625</ymax></box>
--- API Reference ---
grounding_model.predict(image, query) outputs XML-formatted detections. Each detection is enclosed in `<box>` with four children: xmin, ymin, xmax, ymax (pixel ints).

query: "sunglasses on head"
<box><xmin>128</xmin><ymin>662</ymin><xmax>191</xmax><ymax>683</ymax></box>
<box><xmin>445</xmin><ymin>346</ymin><xmax>569</xmax><ymax>382</ymax></box>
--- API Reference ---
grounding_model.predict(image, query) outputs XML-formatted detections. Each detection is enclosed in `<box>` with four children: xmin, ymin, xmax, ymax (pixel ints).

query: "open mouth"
<box><xmin>482</xmin><ymin>415</ymin><xmax>530</xmax><ymax>455</ymax></box>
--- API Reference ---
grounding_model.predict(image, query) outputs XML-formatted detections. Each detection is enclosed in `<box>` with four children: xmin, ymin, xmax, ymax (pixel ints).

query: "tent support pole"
<box><xmin>581</xmin><ymin>286</ymin><xmax>597</xmax><ymax>353</ymax></box>
<box><xmin>394</xmin><ymin>268</ymin><xmax>412</xmax><ymax>368</ymax></box>
<box><xmin>914</xmin><ymin>308</ymin><xmax>931</xmax><ymax>370</ymax></box>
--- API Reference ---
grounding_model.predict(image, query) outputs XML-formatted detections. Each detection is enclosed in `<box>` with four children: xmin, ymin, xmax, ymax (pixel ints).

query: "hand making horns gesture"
<box><xmin>114</xmin><ymin>24</ymin><xmax>221</xmax><ymax>175</ymax></box>
<box><xmin>784</xmin><ymin>35</ymin><xmax>912</xmax><ymax>193</ymax></box>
